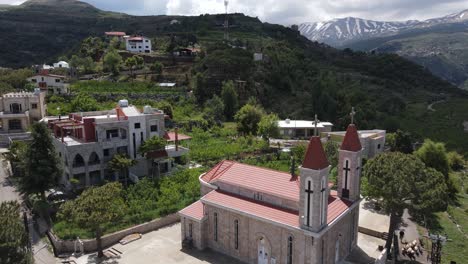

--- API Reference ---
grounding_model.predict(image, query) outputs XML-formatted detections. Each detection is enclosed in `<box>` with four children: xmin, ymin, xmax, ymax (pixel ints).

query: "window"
<box><xmin>103</xmin><ymin>149</ymin><xmax>110</xmax><ymax>157</ymax></box>
<box><xmin>106</xmin><ymin>129</ymin><xmax>119</xmax><ymax>139</ymax></box>
<box><xmin>234</xmin><ymin>220</ymin><xmax>239</xmax><ymax>249</ymax></box>
<box><xmin>31</xmin><ymin>103</ymin><xmax>38</xmax><ymax>109</ymax></box>
<box><xmin>8</xmin><ymin>119</ymin><xmax>22</xmax><ymax>130</ymax></box>
<box><xmin>88</xmin><ymin>152</ymin><xmax>100</xmax><ymax>165</ymax></box>
<box><xmin>189</xmin><ymin>223</ymin><xmax>193</xmax><ymax>238</ymax></box>
<box><xmin>55</xmin><ymin>79</ymin><xmax>61</xmax><ymax>83</ymax></box>
<box><xmin>72</xmin><ymin>154</ymin><xmax>85</xmax><ymax>168</ymax></box>
<box><xmin>134</xmin><ymin>123</ymin><xmax>141</xmax><ymax>129</ymax></box>
<box><xmin>145</xmin><ymin>40</ymin><xmax>149</xmax><ymax>42</ymax></box>
<box><xmin>377</xmin><ymin>144</ymin><xmax>381</xmax><ymax>149</ymax></box>
<box><xmin>41</xmin><ymin>77</ymin><xmax>44</xmax><ymax>81</ymax></box>
<box><xmin>31</xmin><ymin>79</ymin><xmax>37</xmax><ymax>83</ymax></box>
<box><xmin>10</xmin><ymin>103</ymin><xmax>21</xmax><ymax>113</ymax></box>
<box><xmin>150</xmin><ymin>125</ymin><xmax>158</xmax><ymax>132</ymax></box>
<box><xmin>214</xmin><ymin>213</ymin><xmax>218</xmax><ymax>241</ymax></box>
<box><xmin>287</xmin><ymin>236</ymin><xmax>293</xmax><ymax>264</ymax></box>
<box><xmin>146</xmin><ymin>46</ymin><xmax>149</xmax><ymax>48</ymax></box>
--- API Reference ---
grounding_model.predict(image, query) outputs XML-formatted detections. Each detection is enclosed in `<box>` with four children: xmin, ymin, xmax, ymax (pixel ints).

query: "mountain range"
<box><xmin>299</xmin><ymin>10</ymin><xmax>468</xmax><ymax>88</ymax></box>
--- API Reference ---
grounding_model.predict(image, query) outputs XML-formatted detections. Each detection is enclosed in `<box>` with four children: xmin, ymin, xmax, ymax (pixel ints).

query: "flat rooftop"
<box><xmin>278</xmin><ymin>120</ymin><xmax>333</xmax><ymax>129</ymax></box>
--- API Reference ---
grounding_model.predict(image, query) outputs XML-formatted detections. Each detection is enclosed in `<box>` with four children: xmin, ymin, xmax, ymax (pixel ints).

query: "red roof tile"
<box><xmin>340</xmin><ymin>124</ymin><xmax>362</xmax><ymax>152</ymax></box>
<box><xmin>200</xmin><ymin>161</ymin><xmax>300</xmax><ymax>201</ymax></box>
<box><xmin>179</xmin><ymin>200</ymin><xmax>204</xmax><ymax>221</ymax></box>
<box><xmin>128</xmin><ymin>37</ymin><xmax>144</xmax><ymax>41</ymax></box>
<box><xmin>201</xmin><ymin>190</ymin><xmax>353</xmax><ymax>227</ymax></box>
<box><xmin>105</xmin><ymin>31</ymin><xmax>126</xmax><ymax>36</ymax></box>
<box><xmin>202</xmin><ymin>190</ymin><xmax>300</xmax><ymax>228</ymax></box>
<box><xmin>163</xmin><ymin>132</ymin><xmax>192</xmax><ymax>141</ymax></box>
<box><xmin>302</xmin><ymin>136</ymin><xmax>329</xmax><ymax>170</ymax></box>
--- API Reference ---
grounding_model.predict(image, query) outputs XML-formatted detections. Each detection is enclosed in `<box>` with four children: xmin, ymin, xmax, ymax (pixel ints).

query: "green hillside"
<box><xmin>1</xmin><ymin>0</ymin><xmax>467</xmax><ymax>155</ymax></box>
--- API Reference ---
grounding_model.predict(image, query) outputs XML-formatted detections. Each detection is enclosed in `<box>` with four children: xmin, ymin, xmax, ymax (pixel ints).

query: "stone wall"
<box><xmin>48</xmin><ymin>213</ymin><xmax>180</xmax><ymax>255</ymax></box>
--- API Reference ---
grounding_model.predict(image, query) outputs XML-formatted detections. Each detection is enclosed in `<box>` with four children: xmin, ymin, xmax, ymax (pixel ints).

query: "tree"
<box><xmin>204</xmin><ymin>95</ymin><xmax>225</xmax><ymax>122</ymax></box>
<box><xmin>157</xmin><ymin>101</ymin><xmax>174</xmax><ymax>119</ymax></box>
<box><xmin>139</xmin><ymin>136</ymin><xmax>167</xmax><ymax>156</ymax></box>
<box><xmin>447</xmin><ymin>151</ymin><xmax>465</xmax><ymax>171</ymax></box>
<box><xmin>234</xmin><ymin>104</ymin><xmax>265</xmax><ymax>135</ymax></box>
<box><xmin>150</xmin><ymin>61</ymin><xmax>163</xmax><ymax>75</ymax></box>
<box><xmin>3</xmin><ymin>141</ymin><xmax>27</xmax><ymax>176</ymax></box>
<box><xmin>363</xmin><ymin>152</ymin><xmax>448</xmax><ymax>254</ymax></box>
<box><xmin>59</xmin><ymin>182</ymin><xmax>126</xmax><ymax>258</ymax></box>
<box><xmin>324</xmin><ymin>140</ymin><xmax>340</xmax><ymax>168</ymax></box>
<box><xmin>0</xmin><ymin>201</ymin><xmax>32</xmax><ymax>264</ymax></box>
<box><xmin>20</xmin><ymin>123</ymin><xmax>61</xmax><ymax>201</ymax></box>
<box><xmin>221</xmin><ymin>80</ymin><xmax>239</xmax><ymax>120</ymax></box>
<box><xmin>70</xmin><ymin>93</ymin><xmax>99</xmax><ymax>112</ymax></box>
<box><xmin>103</xmin><ymin>51</ymin><xmax>122</xmax><ymax>75</ymax></box>
<box><xmin>108</xmin><ymin>154</ymin><xmax>137</xmax><ymax>187</ymax></box>
<box><xmin>414</xmin><ymin>139</ymin><xmax>449</xmax><ymax>178</ymax></box>
<box><xmin>386</xmin><ymin>130</ymin><xmax>413</xmax><ymax>154</ymax></box>
<box><xmin>257</xmin><ymin>113</ymin><xmax>279</xmax><ymax>143</ymax></box>
<box><xmin>125</xmin><ymin>56</ymin><xmax>137</xmax><ymax>78</ymax></box>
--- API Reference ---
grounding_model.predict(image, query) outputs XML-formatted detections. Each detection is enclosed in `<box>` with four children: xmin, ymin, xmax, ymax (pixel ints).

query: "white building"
<box><xmin>278</xmin><ymin>119</ymin><xmax>333</xmax><ymax>138</ymax></box>
<box><xmin>126</xmin><ymin>36</ymin><xmax>152</xmax><ymax>53</ymax></box>
<box><xmin>324</xmin><ymin>129</ymin><xmax>386</xmax><ymax>158</ymax></box>
<box><xmin>48</xmin><ymin>100</ymin><xmax>190</xmax><ymax>190</ymax></box>
<box><xmin>53</xmin><ymin>61</ymin><xmax>69</xmax><ymax>69</ymax></box>
<box><xmin>27</xmin><ymin>71</ymin><xmax>70</xmax><ymax>94</ymax></box>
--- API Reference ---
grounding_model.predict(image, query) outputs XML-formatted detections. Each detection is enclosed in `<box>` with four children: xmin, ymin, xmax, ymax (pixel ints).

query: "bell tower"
<box><xmin>337</xmin><ymin>108</ymin><xmax>363</xmax><ymax>201</ymax></box>
<box><xmin>299</xmin><ymin>115</ymin><xmax>330</xmax><ymax>232</ymax></box>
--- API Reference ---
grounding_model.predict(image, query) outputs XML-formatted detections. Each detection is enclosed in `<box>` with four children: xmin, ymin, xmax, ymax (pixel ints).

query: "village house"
<box><xmin>0</xmin><ymin>88</ymin><xmax>46</xmax><ymax>133</ymax></box>
<box><xmin>47</xmin><ymin>100</ymin><xmax>190</xmax><ymax>190</ymax></box>
<box><xmin>53</xmin><ymin>61</ymin><xmax>70</xmax><ymax>69</ymax></box>
<box><xmin>179</xmin><ymin>117</ymin><xmax>363</xmax><ymax>264</ymax></box>
<box><xmin>324</xmin><ymin>130</ymin><xmax>386</xmax><ymax>159</ymax></box>
<box><xmin>278</xmin><ymin>119</ymin><xmax>334</xmax><ymax>139</ymax></box>
<box><xmin>126</xmin><ymin>36</ymin><xmax>152</xmax><ymax>53</ymax></box>
<box><xmin>105</xmin><ymin>31</ymin><xmax>127</xmax><ymax>40</ymax></box>
<box><xmin>27</xmin><ymin>70</ymin><xmax>70</xmax><ymax>94</ymax></box>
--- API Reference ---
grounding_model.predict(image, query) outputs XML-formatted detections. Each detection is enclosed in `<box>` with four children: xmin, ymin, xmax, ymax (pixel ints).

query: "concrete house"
<box><xmin>179</xmin><ymin>123</ymin><xmax>363</xmax><ymax>264</ymax></box>
<box><xmin>27</xmin><ymin>71</ymin><xmax>70</xmax><ymax>94</ymax></box>
<box><xmin>126</xmin><ymin>36</ymin><xmax>152</xmax><ymax>53</ymax></box>
<box><xmin>278</xmin><ymin>119</ymin><xmax>333</xmax><ymax>139</ymax></box>
<box><xmin>48</xmin><ymin>100</ymin><xmax>189</xmax><ymax>190</ymax></box>
<box><xmin>53</xmin><ymin>61</ymin><xmax>70</xmax><ymax>69</ymax></box>
<box><xmin>0</xmin><ymin>89</ymin><xmax>46</xmax><ymax>133</ymax></box>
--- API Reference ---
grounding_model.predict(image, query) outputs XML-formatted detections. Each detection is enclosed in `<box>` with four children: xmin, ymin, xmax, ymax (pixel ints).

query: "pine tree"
<box><xmin>21</xmin><ymin>122</ymin><xmax>61</xmax><ymax>201</ymax></box>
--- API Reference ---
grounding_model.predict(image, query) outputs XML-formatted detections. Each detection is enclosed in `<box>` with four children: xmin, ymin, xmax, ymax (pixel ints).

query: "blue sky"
<box><xmin>1</xmin><ymin>0</ymin><xmax>468</xmax><ymax>24</ymax></box>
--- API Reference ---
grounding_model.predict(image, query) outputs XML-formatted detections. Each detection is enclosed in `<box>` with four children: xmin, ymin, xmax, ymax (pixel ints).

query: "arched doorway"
<box><xmin>257</xmin><ymin>236</ymin><xmax>270</xmax><ymax>264</ymax></box>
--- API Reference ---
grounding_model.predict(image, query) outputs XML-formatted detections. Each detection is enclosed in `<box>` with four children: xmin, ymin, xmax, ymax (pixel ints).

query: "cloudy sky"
<box><xmin>1</xmin><ymin>0</ymin><xmax>468</xmax><ymax>24</ymax></box>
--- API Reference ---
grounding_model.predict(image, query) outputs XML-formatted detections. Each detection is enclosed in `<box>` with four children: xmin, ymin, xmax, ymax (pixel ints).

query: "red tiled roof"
<box><xmin>302</xmin><ymin>136</ymin><xmax>329</xmax><ymax>170</ymax></box>
<box><xmin>200</xmin><ymin>161</ymin><xmax>300</xmax><ymax>201</ymax></box>
<box><xmin>340</xmin><ymin>124</ymin><xmax>362</xmax><ymax>152</ymax></box>
<box><xmin>201</xmin><ymin>190</ymin><xmax>353</xmax><ymax>228</ymax></box>
<box><xmin>179</xmin><ymin>200</ymin><xmax>204</xmax><ymax>221</ymax></box>
<box><xmin>202</xmin><ymin>190</ymin><xmax>300</xmax><ymax>228</ymax></box>
<box><xmin>163</xmin><ymin>132</ymin><xmax>192</xmax><ymax>141</ymax></box>
<box><xmin>128</xmin><ymin>37</ymin><xmax>144</xmax><ymax>41</ymax></box>
<box><xmin>105</xmin><ymin>31</ymin><xmax>126</xmax><ymax>36</ymax></box>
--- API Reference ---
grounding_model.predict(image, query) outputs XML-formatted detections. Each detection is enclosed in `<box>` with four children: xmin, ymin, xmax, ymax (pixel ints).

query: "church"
<box><xmin>179</xmin><ymin>120</ymin><xmax>363</xmax><ymax>264</ymax></box>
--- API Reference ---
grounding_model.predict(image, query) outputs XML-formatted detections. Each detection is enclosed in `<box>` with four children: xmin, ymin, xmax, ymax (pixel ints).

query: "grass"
<box><xmin>400</xmin><ymin>98</ymin><xmax>468</xmax><ymax>157</ymax></box>
<box><xmin>417</xmin><ymin>171</ymin><xmax>468</xmax><ymax>264</ymax></box>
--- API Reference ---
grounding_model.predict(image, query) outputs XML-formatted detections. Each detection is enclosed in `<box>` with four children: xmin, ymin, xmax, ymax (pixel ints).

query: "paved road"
<box><xmin>0</xmin><ymin>153</ymin><xmax>58</xmax><ymax>264</ymax></box>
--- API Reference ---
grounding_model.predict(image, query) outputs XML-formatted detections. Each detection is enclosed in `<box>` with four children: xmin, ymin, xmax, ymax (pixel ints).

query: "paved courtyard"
<box><xmin>73</xmin><ymin>223</ymin><xmax>243</xmax><ymax>264</ymax></box>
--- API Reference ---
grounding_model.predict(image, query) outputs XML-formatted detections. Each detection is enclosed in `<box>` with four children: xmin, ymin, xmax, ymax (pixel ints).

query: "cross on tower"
<box><xmin>350</xmin><ymin>107</ymin><xmax>356</xmax><ymax>124</ymax></box>
<box><xmin>342</xmin><ymin>160</ymin><xmax>351</xmax><ymax>198</ymax></box>
<box><xmin>305</xmin><ymin>181</ymin><xmax>313</xmax><ymax>226</ymax></box>
<box><xmin>314</xmin><ymin>114</ymin><xmax>318</xmax><ymax>136</ymax></box>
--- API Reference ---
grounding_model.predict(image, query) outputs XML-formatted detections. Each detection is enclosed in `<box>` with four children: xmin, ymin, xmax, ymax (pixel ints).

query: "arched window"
<box><xmin>88</xmin><ymin>152</ymin><xmax>100</xmax><ymax>165</ymax></box>
<box><xmin>214</xmin><ymin>212</ymin><xmax>218</xmax><ymax>241</ymax></box>
<box><xmin>234</xmin><ymin>220</ymin><xmax>239</xmax><ymax>249</ymax></box>
<box><xmin>72</xmin><ymin>154</ymin><xmax>85</xmax><ymax>168</ymax></box>
<box><xmin>10</xmin><ymin>103</ymin><xmax>21</xmax><ymax>114</ymax></box>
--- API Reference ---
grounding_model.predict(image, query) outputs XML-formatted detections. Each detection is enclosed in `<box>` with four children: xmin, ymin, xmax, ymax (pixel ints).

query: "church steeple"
<box><xmin>337</xmin><ymin>108</ymin><xmax>363</xmax><ymax>201</ymax></box>
<box><xmin>299</xmin><ymin>115</ymin><xmax>330</xmax><ymax>232</ymax></box>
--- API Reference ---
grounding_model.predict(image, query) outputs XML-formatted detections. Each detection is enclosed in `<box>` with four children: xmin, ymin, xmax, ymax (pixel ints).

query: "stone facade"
<box><xmin>0</xmin><ymin>89</ymin><xmax>46</xmax><ymax>133</ymax></box>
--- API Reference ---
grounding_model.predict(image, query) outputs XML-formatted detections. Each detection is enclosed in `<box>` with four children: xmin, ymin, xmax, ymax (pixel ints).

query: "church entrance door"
<box><xmin>258</xmin><ymin>238</ymin><xmax>269</xmax><ymax>264</ymax></box>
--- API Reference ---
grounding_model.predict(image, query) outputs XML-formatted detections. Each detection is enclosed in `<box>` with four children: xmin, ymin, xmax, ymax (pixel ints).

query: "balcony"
<box><xmin>165</xmin><ymin>145</ymin><xmax>189</xmax><ymax>158</ymax></box>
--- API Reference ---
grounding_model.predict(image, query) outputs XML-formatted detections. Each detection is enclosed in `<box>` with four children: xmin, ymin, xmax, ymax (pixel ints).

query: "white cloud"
<box><xmin>1</xmin><ymin>0</ymin><xmax>468</xmax><ymax>24</ymax></box>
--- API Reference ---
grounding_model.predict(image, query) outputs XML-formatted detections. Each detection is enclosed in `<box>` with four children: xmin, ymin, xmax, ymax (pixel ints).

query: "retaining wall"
<box><xmin>48</xmin><ymin>213</ymin><xmax>180</xmax><ymax>255</ymax></box>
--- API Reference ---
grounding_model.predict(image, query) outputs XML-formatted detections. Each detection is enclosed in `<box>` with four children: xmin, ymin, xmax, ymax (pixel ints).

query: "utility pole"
<box><xmin>224</xmin><ymin>0</ymin><xmax>229</xmax><ymax>41</ymax></box>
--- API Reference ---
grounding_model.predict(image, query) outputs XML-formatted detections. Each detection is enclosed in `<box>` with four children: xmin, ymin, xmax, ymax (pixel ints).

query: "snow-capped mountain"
<box><xmin>299</xmin><ymin>9</ymin><xmax>468</xmax><ymax>47</ymax></box>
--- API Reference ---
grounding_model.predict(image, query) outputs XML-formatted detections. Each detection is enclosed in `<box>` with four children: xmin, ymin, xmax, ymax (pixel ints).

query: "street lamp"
<box><xmin>57</xmin><ymin>107</ymin><xmax>61</xmax><ymax>121</ymax></box>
